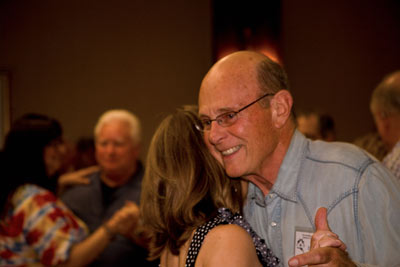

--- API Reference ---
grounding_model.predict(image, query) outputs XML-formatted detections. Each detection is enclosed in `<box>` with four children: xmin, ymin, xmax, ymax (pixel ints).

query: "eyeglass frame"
<box><xmin>195</xmin><ymin>92</ymin><xmax>275</xmax><ymax>132</ymax></box>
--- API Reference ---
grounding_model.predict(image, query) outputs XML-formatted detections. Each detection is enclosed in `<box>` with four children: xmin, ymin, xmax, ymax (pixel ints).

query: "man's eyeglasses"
<box><xmin>196</xmin><ymin>93</ymin><xmax>275</xmax><ymax>132</ymax></box>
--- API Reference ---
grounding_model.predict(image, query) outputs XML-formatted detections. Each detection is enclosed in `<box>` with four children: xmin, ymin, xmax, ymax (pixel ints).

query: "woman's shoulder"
<box><xmin>196</xmin><ymin>224</ymin><xmax>261</xmax><ymax>267</ymax></box>
<box><xmin>11</xmin><ymin>184</ymin><xmax>54</xmax><ymax>206</ymax></box>
<box><xmin>14</xmin><ymin>183</ymin><xmax>46</xmax><ymax>194</ymax></box>
<box><xmin>205</xmin><ymin>223</ymin><xmax>255</xmax><ymax>247</ymax></box>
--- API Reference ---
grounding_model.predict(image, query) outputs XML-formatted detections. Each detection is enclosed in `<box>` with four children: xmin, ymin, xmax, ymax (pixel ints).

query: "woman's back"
<box><xmin>161</xmin><ymin>224</ymin><xmax>261</xmax><ymax>267</ymax></box>
<box><xmin>160</xmin><ymin>208</ymin><xmax>279</xmax><ymax>267</ymax></box>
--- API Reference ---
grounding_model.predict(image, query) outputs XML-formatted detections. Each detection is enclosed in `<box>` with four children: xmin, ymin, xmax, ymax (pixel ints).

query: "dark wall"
<box><xmin>1</xmin><ymin>0</ymin><xmax>400</xmax><ymax>158</ymax></box>
<box><xmin>0</xmin><ymin>0</ymin><xmax>212</xmax><ymax>158</ymax></box>
<box><xmin>282</xmin><ymin>1</ymin><xmax>400</xmax><ymax>141</ymax></box>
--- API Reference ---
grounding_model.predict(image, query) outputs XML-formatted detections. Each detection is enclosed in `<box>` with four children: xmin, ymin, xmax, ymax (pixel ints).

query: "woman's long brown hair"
<box><xmin>140</xmin><ymin>106</ymin><xmax>243</xmax><ymax>260</ymax></box>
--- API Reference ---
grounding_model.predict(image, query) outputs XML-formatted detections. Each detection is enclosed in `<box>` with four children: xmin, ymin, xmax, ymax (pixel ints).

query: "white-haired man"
<box><xmin>62</xmin><ymin>109</ymin><xmax>156</xmax><ymax>267</ymax></box>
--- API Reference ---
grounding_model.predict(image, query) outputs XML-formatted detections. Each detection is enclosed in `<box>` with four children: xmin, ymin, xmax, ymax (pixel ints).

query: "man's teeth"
<box><xmin>222</xmin><ymin>145</ymin><xmax>240</xmax><ymax>156</ymax></box>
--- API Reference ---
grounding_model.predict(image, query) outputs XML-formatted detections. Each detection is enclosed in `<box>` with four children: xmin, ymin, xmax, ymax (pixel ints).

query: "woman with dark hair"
<box><xmin>1</xmin><ymin>114</ymin><xmax>65</xmax><ymax>198</ymax></box>
<box><xmin>0</xmin><ymin>113</ymin><xmax>139</xmax><ymax>267</ymax></box>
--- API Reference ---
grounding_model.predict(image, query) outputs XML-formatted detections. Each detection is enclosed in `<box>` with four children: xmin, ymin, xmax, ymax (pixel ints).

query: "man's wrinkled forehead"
<box><xmin>198</xmin><ymin>79</ymin><xmax>258</xmax><ymax>119</ymax></box>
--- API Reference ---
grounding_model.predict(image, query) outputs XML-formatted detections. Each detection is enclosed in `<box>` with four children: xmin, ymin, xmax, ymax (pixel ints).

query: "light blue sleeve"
<box><xmin>357</xmin><ymin>162</ymin><xmax>400</xmax><ymax>266</ymax></box>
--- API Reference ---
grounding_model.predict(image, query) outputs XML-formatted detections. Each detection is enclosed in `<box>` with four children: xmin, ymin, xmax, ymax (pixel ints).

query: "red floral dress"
<box><xmin>0</xmin><ymin>184</ymin><xmax>88</xmax><ymax>266</ymax></box>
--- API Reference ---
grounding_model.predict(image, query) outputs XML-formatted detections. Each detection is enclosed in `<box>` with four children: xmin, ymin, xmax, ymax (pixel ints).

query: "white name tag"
<box><xmin>294</xmin><ymin>228</ymin><xmax>313</xmax><ymax>255</ymax></box>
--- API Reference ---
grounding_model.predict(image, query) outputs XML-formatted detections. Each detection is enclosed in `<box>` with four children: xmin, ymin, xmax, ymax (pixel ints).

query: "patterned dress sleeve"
<box><xmin>0</xmin><ymin>184</ymin><xmax>88</xmax><ymax>266</ymax></box>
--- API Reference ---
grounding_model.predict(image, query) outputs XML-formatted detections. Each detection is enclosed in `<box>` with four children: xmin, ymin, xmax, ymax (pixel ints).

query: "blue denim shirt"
<box><xmin>243</xmin><ymin>130</ymin><xmax>400</xmax><ymax>267</ymax></box>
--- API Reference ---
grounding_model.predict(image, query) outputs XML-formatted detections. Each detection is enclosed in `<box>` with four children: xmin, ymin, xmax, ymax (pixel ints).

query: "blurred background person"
<box><xmin>296</xmin><ymin>110</ymin><xmax>336</xmax><ymax>141</ymax></box>
<box><xmin>56</xmin><ymin>137</ymin><xmax>98</xmax><ymax>195</ymax></box>
<box><xmin>0</xmin><ymin>113</ymin><xmax>139</xmax><ymax>266</ymax></box>
<box><xmin>353</xmin><ymin>131</ymin><xmax>388</xmax><ymax>161</ymax></box>
<box><xmin>72</xmin><ymin>136</ymin><xmax>97</xmax><ymax>170</ymax></box>
<box><xmin>370</xmin><ymin>70</ymin><xmax>400</xmax><ymax>179</ymax></box>
<box><xmin>61</xmin><ymin>109</ymin><xmax>155</xmax><ymax>267</ymax></box>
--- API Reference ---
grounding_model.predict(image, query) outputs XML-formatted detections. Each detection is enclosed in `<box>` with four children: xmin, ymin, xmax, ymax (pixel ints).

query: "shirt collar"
<box><xmin>248</xmin><ymin>130</ymin><xmax>307</xmax><ymax>203</ymax></box>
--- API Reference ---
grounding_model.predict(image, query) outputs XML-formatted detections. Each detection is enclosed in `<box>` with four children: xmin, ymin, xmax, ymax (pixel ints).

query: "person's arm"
<box><xmin>59</xmin><ymin>201</ymin><xmax>140</xmax><ymax>267</ymax></box>
<box><xmin>57</xmin><ymin>224</ymin><xmax>114</xmax><ymax>267</ymax></box>
<box><xmin>57</xmin><ymin>166</ymin><xmax>99</xmax><ymax>195</ymax></box>
<box><xmin>196</xmin><ymin>224</ymin><xmax>262</xmax><ymax>267</ymax></box>
<box><xmin>355</xmin><ymin>164</ymin><xmax>400</xmax><ymax>266</ymax></box>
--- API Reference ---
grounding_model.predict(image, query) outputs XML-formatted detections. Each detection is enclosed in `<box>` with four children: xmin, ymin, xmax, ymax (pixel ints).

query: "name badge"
<box><xmin>294</xmin><ymin>227</ymin><xmax>313</xmax><ymax>255</ymax></box>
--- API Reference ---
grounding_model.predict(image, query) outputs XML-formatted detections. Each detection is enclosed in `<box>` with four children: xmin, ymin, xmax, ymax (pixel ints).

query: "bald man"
<box><xmin>370</xmin><ymin>70</ymin><xmax>400</xmax><ymax>179</ymax></box>
<box><xmin>197</xmin><ymin>51</ymin><xmax>400</xmax><ymax>266</ymax></box>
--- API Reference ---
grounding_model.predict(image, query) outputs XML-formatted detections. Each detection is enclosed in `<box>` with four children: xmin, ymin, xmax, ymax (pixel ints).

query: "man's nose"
<box><xmin>207</xmin><ymin>121</ymin><xmax>226</xmax><ymax>146</ymax></box>
<box><xmin>104</xmin><ymin>143</ymin><xmax>116</xmax><ymax>153</ymax></box>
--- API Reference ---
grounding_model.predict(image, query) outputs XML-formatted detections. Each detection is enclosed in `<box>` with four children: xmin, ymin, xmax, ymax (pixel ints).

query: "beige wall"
<box><xmin>0</xmin><ymin>0</ymin><xmax>212</xmax><ymax>159</ymax></box>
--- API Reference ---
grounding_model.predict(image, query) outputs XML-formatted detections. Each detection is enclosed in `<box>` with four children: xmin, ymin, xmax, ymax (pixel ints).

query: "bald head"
<box><xmin>370</xmin><ymin>70</ymin><xmax>400</xmax><ymax>116</ymax></box>
<box><xmin>384</xmin><ymin>70</ymin><xmax>400</xmax><ymax>85</ymax></box>
<box><xmin>201</xmin><ymin>51</ymin><xmax>289</xmax><ymax>98</ymax></box>
<box><xmin>209</xmin><ymin>51</ymin><xmax>267</xmax><ymax>71</ymax></box>
<box><xmin>370</xmin><ymin>70</ymin><xmax>400</xmax><ymax>151</ymax></box>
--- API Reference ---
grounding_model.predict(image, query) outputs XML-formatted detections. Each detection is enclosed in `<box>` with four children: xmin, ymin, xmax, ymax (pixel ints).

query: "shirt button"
<box><xmin>269</xmin><ymin>193</ymin><xmax>276</xmax><ymax>199</ymax></box>
<box><xmin>271</xmin><ymin>221</ymin><xmax>277</xmax><ymax>227</ymax></box>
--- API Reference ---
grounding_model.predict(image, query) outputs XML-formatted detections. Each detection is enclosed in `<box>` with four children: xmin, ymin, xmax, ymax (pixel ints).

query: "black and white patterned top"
<box><xmin>185</xmin><ymin>208</ymin><xmax>280</xmax><ymax>267</ymax></box>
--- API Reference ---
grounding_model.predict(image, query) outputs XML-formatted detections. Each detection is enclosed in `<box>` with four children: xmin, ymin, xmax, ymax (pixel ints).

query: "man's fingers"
<box><xmin>318</xmin><ymin>235</ymin><xmax>347</xmax><ymax>251</ymax></box>
<box><xmin>311</xmin><ymin>230</ymin><xmax>339</xmax><ymax>249</ymax></box>
<box><xmin>124</xmin><ymin>201</ymin><xmax>139</xmax><ymax>210</ymax></box>
<box><xmin>315</xmin><ymin>207</ymin><xmax>331</xmax><ymax>231</ymax></box>
<box><xmin>124</xmin><ymin>200</ymin><xmax>135</xmax><ymax>206</ymax></box>
<box><xmin>311</xmin><ymin>207</ymin><xmax>331</xmax><ymax>249</ymax></box>
<box><xmin>289</xmin><ymin>247</ymin><xmax>354</xmax><ymax>267</ymax></box>
<box><xmin>121</xmin><ymin>201</ymin><xmax>140</xmax><ymax>218</ymax></box>
<box><xmin>288</xmin><ymin>247</ymin><xmax>331</xmax><ymax>266</ymax></box>
<box><xmin>312</xmin><ymin>207</ymin><xmax>347</xmax><ymax>253</ymax></box>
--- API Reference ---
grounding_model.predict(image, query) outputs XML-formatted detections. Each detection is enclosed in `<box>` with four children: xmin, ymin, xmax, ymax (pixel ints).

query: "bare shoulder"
<box><xmin>196</xmin><ymin>224</ymin><xmax>261</xmax><ymax>267</ymax></box>
<box><xmin>206</xmin><ymin>223</ymin><xmax>251</xmax><ymax>242</ymax></box>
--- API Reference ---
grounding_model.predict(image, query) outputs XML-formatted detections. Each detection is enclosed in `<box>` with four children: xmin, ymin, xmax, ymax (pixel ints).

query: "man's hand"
<box><xmin>288</xmin><ymin>207</ymin><xmax>355</xmax><ymax>267</ymax></box>
<box><xmin>58</xmin><ymin>166</ymin><xmax>99</xmax><ymax>194</ymax></box>
<box><xmin>105</xmin><ymin>201</ymin><xmax>140</xmax><ymax>237</ymax></box>
<box><xmin>311</xmin><ymin>207</ymin><xmax>347</xmax><ymax>251</ymax></box>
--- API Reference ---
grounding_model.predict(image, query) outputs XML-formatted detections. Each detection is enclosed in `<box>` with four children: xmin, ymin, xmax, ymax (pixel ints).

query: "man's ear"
<box><xmin>270</xmin><ymin>90</ymin><xmax>293</xmax><ymax>129</ymax></box>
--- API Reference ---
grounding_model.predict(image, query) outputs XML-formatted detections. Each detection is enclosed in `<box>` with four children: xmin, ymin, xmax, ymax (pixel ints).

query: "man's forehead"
<box><xmin>198</xmin><ymin>56</ymin><xmax>261</xmax><ymax>114</ymax></box>
<box><xmin>101</xmin><ymin>120</ymin><xmax>129</xmax><ymax>130</ymax></box>
<box><xmin>97</xmin><ymin>121</ymin><xmax>131</xmax><ymax>137</ymax></box>
<box><xmin>200</xmin><ymin>61</ymin><xmax>259</xmax><ymax>95</ymax></box>
<box><xmin>198</xmin><ymin>86</ymin><xmax>257</xmax><ymax>117</ymax></box>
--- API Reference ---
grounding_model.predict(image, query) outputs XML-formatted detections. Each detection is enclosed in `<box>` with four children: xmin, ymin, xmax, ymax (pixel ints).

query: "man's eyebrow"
<box><xmin>198</xmin><ymin>114</ymin><xmax>209</xmax><ymax>119</ymax></box>
<box><xmin>198</xmin><ymin>107</ymin><xmax>235</xmax><ymax>118</ymax></box>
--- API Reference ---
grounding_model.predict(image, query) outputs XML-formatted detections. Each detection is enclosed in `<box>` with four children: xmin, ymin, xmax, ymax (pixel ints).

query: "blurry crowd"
<box><xmin>0</xmin><ymin>110</ymin><xmax>157</xmax><ymax>266</ymax></box>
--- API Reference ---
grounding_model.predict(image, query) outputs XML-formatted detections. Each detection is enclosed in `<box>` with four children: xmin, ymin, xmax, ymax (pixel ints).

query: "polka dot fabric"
<box><xmin>185</xmin><ymin>208</ymin><xmax>280</xmax><ymax>267</ymax></box>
